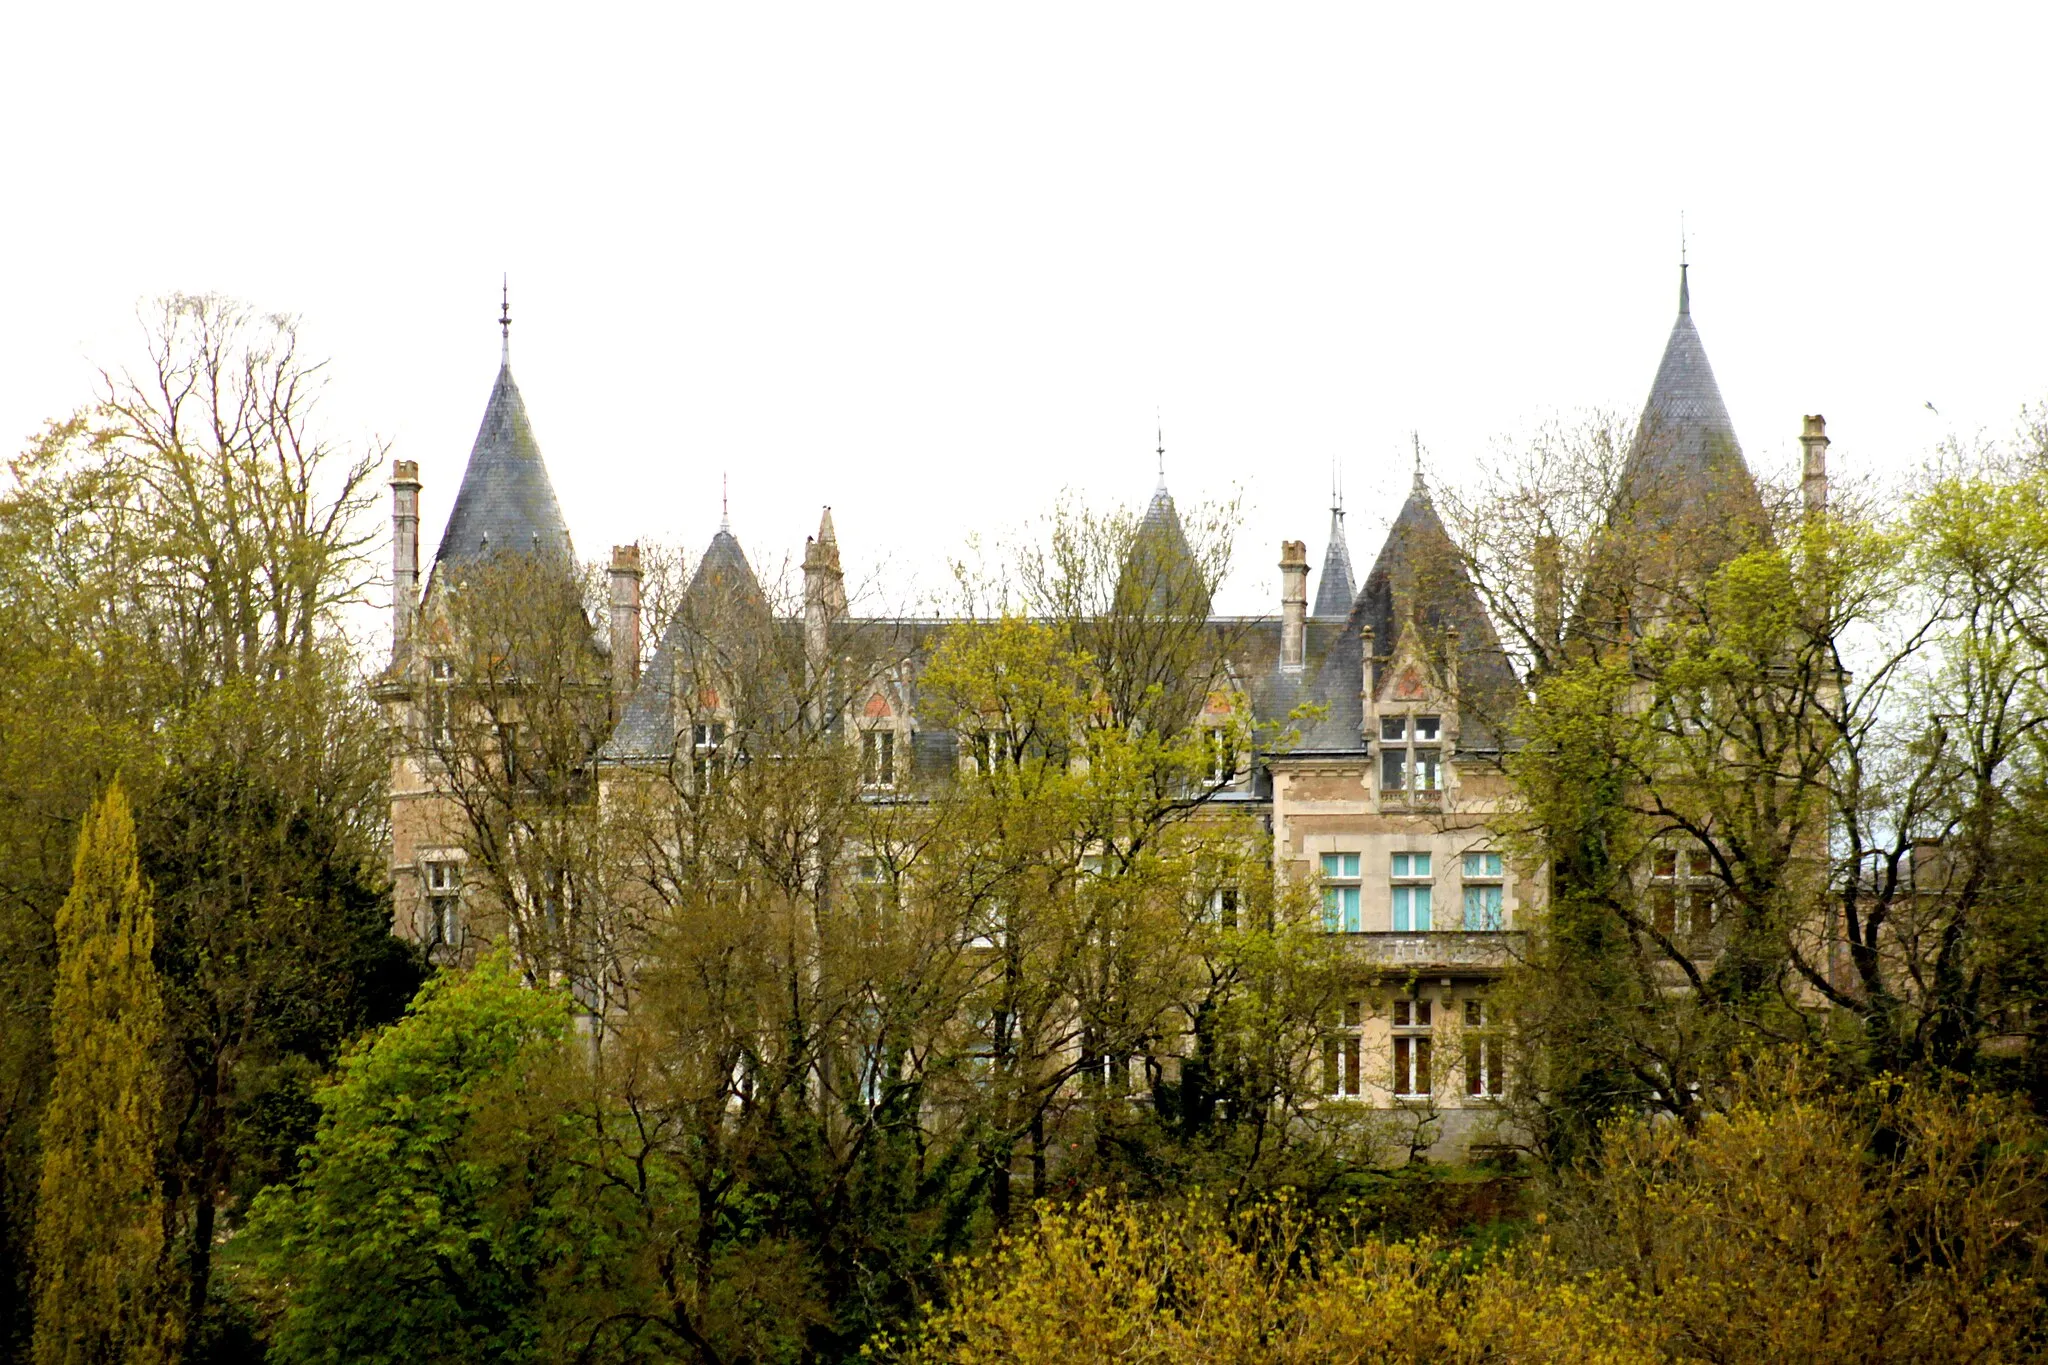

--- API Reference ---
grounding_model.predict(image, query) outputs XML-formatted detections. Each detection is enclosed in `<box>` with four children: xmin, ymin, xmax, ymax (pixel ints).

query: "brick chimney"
<box><xmin>1280</xmin><ymin>540</ymin><xmax>1309</xmax><ymax>670</ymax></box>
<box><xmin>1801</xmin><ymin>415</ymin><xmax>1830</xmax><ymax>520</ymax></box>
<box><xmin>609</xmin><ymin>544</ymin><xmax>643</xmax><ymax>705</ymax></box>
<box><xmin>390</xmin><ymin>460</ymin><xmax>421</xmax><ymax>660</ymax></box>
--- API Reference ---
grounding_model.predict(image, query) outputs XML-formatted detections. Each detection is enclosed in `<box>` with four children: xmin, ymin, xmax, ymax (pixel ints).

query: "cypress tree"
<box><xmin>32</xmin><ymin>780</ymin><xmax>174</xmax><ymax>1365</ymax></box>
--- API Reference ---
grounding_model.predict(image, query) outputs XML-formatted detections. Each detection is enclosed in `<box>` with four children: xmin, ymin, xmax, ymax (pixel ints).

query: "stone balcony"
<box><xmin>1338</xmin><ymin>930</ymin><xmax>1526</xmax><ymax>973</ymax></box>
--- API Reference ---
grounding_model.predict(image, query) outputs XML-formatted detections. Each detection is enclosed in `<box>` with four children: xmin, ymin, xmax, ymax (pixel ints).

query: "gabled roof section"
<box><xmin>1615</xmin><ymin>266</ymin><xmax>1762</xmax><ymax>532</ymax></box>
<box><xmin>1295</xmin><ymin>473</ymin><xmax>1519</xmax><ymax>752</ymax></box>
<box><xmin>434</xmin><ymin>357</ymin><xmax>574</xmax><ymax>569</ymax></box>
<box><xmin>1311</xmin><ymin>503</ymin><xmax>1356</xmax><ymax>617</ymax></box>
<box><xmin>605</xmin><ymin>526</ymin><xmax>770</xmax><ymax>761</ymax></box>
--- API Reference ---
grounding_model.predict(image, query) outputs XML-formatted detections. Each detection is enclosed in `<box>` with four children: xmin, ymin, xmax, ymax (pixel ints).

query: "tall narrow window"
<box><xmin>1324</xmin><ymin>999</ymin><xmax>1364</xmax><ymax>1097</ymax></box>
<box><xmin>1391</xmin><ymin>852</ymin><xmax>1433</xmax><ymax>931</ymax></box>
<box><xmin>692</xmin><ymin>721</ymin><xmax>727</xmax><ymax>790</ymax></box>
<box><xmin>1380</xmin><ymin>715</ymin><xmax>1408</xmax><ymax>791</ymax></box>
<box><xmin>1205</xmin><ymin>727</ymin><xmax>1232</xmax><ymax>784</ymax></box>
<box><xmin>970</xmin><ymin>728</ymin><xmax>1011</xmax><ymax>775</ymax></box>
<box><xmin>1320</xmin><ymin>853</ymin><xmax>1361</xmax><ymax>932</ymax></box>
<box><xmin>1649</xmin><ymin>845</ymin><xmax>1718</xmax><ymax>939</ymax></box>
<box><xmin>861</xmin><ymin>728</ymin><xmax>895</xmax><ymax>788</ymax></box>
<box><xmin>1411</xmin><ymin>714</ymin><xmax>1442</xmax><ymax>792</ymax></box>
<box><xmin>1461</xmin><ymin>851</ymin><xmax>1505</xmax><ymax>930</ymax></box>
<box><xmin>423</xmin><ymin>860</ymin><xmax>462</xmax><ymax>948</ymax></box>
<box><xmin>1391</xmin><ymin>997</ymin><xmax>1433</xmax><ymax>1097</ymax></box>
<box><xmin>426</xmin><ymin>658</ymin><xmax>455</xmax><ymax>747</ymax></box>
<box><xmin>1463</xmin><ymin>999</ymin><xmax>1504</xmax><ymax>1097</ymax></box>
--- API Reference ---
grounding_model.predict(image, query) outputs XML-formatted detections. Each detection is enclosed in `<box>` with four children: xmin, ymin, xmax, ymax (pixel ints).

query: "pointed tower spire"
<box><xmin>431</xmin><ymin>297</ymin><xmax>573</xmax><ymax>575</ymax></box>
<box><xmin>1312</xmin><ymin>458</ymin><xmax>1356</xmax><ymax>617</ymax></box>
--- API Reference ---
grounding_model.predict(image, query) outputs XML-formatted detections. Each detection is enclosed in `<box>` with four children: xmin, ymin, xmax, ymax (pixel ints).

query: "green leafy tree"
<box><xmin>248</xmin><ymin>953</ymin><xmax>577</xmax><ymax>1364</ymax></box>
<box><xmin>32</xmin><ymin>780</ymin><xmax>176</xmax><ymax>1365</ymax></box>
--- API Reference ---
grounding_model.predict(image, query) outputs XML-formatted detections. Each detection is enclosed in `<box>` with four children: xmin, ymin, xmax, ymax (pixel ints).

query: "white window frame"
<box><xmin>1391</xmin><ymin>852</ymin><xmax>1434</xmax><ymax>931</ymax></box>
<box><xmin>692</xmin><ymin>720</ymin><xmax>728</xmax><ymax>790</ymax></box>
<box><xmin>423</xmin><ymin>858</ymin><xmax>463</xmax><ymax>948</ymax></box>
<box><xmin>426</xmin><ymin>657</ymin><xmax>456</xmax><ymax>747</ymax></box>
<box><xmin>1461</xmin><ymin>851</ymin><xmax>1506</xmax><ymax>930</ymax></box>
<box><xmin>860</xmin><ymin>727</ymin><xmax>896</xmax><ymax>789</ymax></box>
<box><xmin>1378</xmin><ymin>712</ymin><xmax>1444</xmax><ymax>795</ymax></box>
<box><xmin>1649</xmin><ymin>844</ymin><xmax>1718</xmax><ymax>938</ymax></box>
<box><xmin>1391</xmin><ymin>997</ymin><xmax>1434</xmax><ymax>1098</ymax></box>
<box><xmin>1324</xmin><ymin>999</ymin><xmax>1364</xmax><ymax>1097</ymax></box>
<box><xmin>1320</xmin><ymin>853</ymin><xmax>1361</xmax><ymax>933</ymax></box>
<box><xmin>1463</xmin><ymin>998</ymin><xmax>1505</xmax><ymax>1098</ymax></box>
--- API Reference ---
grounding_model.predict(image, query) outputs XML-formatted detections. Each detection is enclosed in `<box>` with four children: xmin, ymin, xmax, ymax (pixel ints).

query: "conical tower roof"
<box><xmin>433</xmin><ymin>354</ymin><xmax>573</xmax><ymax>569</ymax></box>
<box><xmin>1615</xmin><ymin>266</ymin><xmax>1761</xmax><ymax>532</ymax></box>
<box><xmin>1312</xmin><ymin>502</ymin><xmax>1356</xmax><ymax>617</ymax></box>
<box><xmin>1117</xmin><ymin>476</ymin><xmax>1209</xmax><ymax>617</ymax></box>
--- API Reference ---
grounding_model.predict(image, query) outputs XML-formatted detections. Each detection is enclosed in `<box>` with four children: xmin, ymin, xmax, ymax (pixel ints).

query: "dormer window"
<box><xmin>1204</xmin><ymin>727</ymin><xmax>1232</xmax><ymax>785</ymax></box>
<box><xmin>692</xmin><ymin>721</ymin><xmax>727</xmax><ymax>789</ymax></box>
<box><xmin>1378</xmin><ymin>714</ymin><xmax>1442</xmax><ymax>793</ymax></box>
<box><xmin>861</xmin><ymin>729</ymin><xmax>896</xmax><ymax>789</ymax></box>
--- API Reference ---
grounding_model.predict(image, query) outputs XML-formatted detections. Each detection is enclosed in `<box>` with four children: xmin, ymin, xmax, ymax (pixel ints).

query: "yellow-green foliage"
<box><xmin>897</xmin><ymin>1074</ymin><xmax>2047</xmax><ymax>1365</ymax></box>
<box><xmin>893</xmin><ymin>1192</ymin><xmax>1663</xmax><ymax>1365</ymax></box>
<box><xmin>32</xmin><ymin>781</ymin><xmax>174</xmax><ymax>1365</ymax></box>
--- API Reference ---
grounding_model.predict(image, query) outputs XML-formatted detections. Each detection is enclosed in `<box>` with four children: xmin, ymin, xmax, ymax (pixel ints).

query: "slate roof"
<box><xmin>433</xmin><ymin>357</ymin><xmax>574</xmax><ymax>571</ymax></box>
<box><xmin>606</xmin><ymin>528</ymin><xmax>771</xmax><ymax>761</ymax></box>
<box><xmin>1311</xmin><ymin>505</ymin><xmax>1356</xmax><ymax>617</ymax></box>
<box><xmin>1615</xmin><ymin>267</ymin><xmax>1762</xmax><ymax>531</ymax></box>
<box><xmin>1295</xmin><ymin>476</ymin><xmax>1519</xmax><ymax>753</ymax></box>
<box><xmin>1117</xmin><ymin>479</ymin><xmax>1212</xmax><ymax>618</ymax></box>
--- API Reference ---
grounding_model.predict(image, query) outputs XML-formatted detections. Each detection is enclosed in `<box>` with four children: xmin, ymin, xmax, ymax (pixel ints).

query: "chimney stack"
<box><xmin>1801</xmin><ymin>415</ymin><xmax>1830</xmax><ymax>520</ymax></box>
<box><xmin>1280</xmin><ymin>540</ymin><xmax>1309</xmax><ymax>670</ymax></box>
<box><xmin>390</xmin><ymin>460</ymin><xmax>421</xmax><ymax>660</ymax></box>
<box><xmin>609</xmin><ymin>544</ymin><xmax>643</xmax><ymax>705</ymax></box>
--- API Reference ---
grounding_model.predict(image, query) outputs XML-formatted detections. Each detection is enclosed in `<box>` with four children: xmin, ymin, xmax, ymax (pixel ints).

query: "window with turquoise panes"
<box><xmin>1391</xmin><ymin>852</ymin><xmax>1433</xmax><ymax>930</ymax></box>
<box><xmin>1320</xmin><ymin>853</ymin><xmax>1360</xmax><ymax>932</ymax></box>
<box><xmin>1461</xmin><ymin>851</ymin><xmax>1505</xmax><ymax>930</ymax></box>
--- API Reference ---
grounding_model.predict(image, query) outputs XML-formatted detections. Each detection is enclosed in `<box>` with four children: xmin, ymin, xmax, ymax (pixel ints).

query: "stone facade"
<box><xmin>380</xmin><ymin>269</ymin><xmax>1780</xmax><ymax>1160</ymax></box>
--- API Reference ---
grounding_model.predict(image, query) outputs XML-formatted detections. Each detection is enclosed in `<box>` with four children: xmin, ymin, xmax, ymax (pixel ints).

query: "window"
<box><xmin>1391</xmin><ymin>852</ymin><xmax>1433</xmax><ymax>931</ymax></box>
<box><xmin>1204</xmin><ymin>727</ymin><xmax>1233</xmax><ymax>784</ymax></box>
<box><xmin>1463</xmin><ymin>999</ymin><xmax>1504</xmax><ymax>1097</ymax></box>
<box><xmin>1379</xmin><ymin>714</ymin><xmax>1443</xmax><ymax>795</ymax></box>
<box><xmin>1324</xmin><ymin>999</ymin><xmax>1364</xmax><ymax>1097</ymax></box>
<box><xmin>424</xmin><ymin>860</ymin><xmax>462</xmax><ymax>948</ymax></box>
<box><xmin>1321</xmin><ymin>853</ymin><xmax>1361</xmax><ymax>932</ymax></box>
<box><xmin>692</xmin><ymin>721</ymin><xmax>727</xmax><ymax>789</ymax></box>
<box><xmin>970</xmin><ymin>728</ymin><xmax>1011</xmax><ymax>775</ymax></box>
<box><xmin>1208</xmin><ymin>884</ymin><xmax>1240</xmax><ymax>929</ymax></box>
<box><xmin>861</xmin><ymin>728</ymin><xmax>896</xmax><ymax>788</ymax></box>
<box><xmin>1649</xmin><ymin>845</ymin><xmax>1718</xmax><ymax>938</ymax></box>
<box><xmin>426</xmin><ymin>658</ymin><xmax>455</xmax><ymax>747</ymax></box>
<box><xmin>1391</xmin><ymin>998</ymin><xmax>1433</xmax><ymax>1097</ymax></box>
<box><xmin>1461</xmin><ymin>851</ymin><xmax>1505</xmax><ymax>930</ymax></box>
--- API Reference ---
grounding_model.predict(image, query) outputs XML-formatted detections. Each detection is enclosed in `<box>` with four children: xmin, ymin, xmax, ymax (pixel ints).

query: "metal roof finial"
<box><xmin>1678</xmin><ymin>213</ymin><xmax>1691</xmax><ymax>316</ymax></box>
<box><xmin>721</xmin><ymin>472</ymin><xmax>730</xmax><ymax>532</ymax></box>
<box><xmin>1412</xmin><ymin>432</ymin><xmax>1426</xmax><ymax>494</ymax></box>
<box><xmin>499</xmin><ymin>274</ymin><xmax>511</xmax><ymax>362</ymax></box>
<box><xmin>1155</xmin><ymin>409</ymin><xmax>1167</xmax><ymax>493</ymax></box>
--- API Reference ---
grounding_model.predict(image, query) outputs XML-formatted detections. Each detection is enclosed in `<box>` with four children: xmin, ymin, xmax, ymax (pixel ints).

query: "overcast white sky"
<box><xmin>4</xmin><ymin>5</ymin><xmax>2044</xmax><ymax>622</ymax></box>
